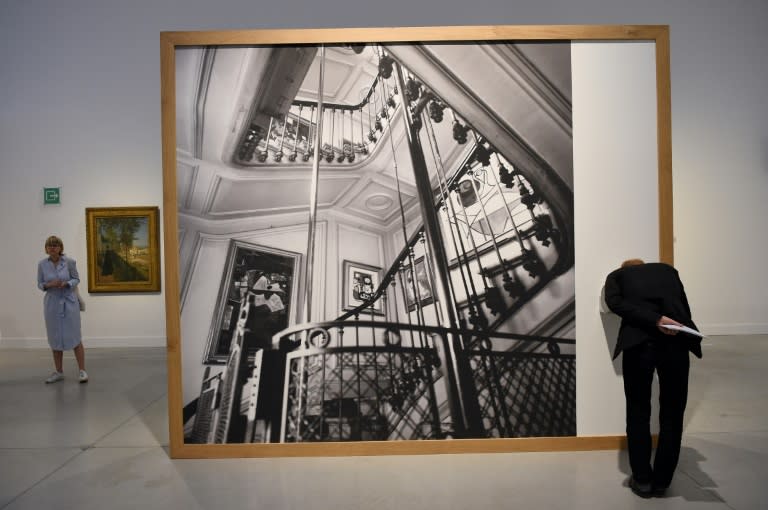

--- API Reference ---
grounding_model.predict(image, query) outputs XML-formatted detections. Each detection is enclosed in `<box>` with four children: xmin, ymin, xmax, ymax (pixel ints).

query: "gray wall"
<box><xmin>1</xmin><ymin>0</ymin><xmax>767</xmax><ymax>347</ymax></box>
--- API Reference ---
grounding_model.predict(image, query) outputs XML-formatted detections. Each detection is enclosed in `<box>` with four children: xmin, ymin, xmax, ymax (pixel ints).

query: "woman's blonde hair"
<box><xmin>44</xmin><ymin>235</ymin><xmax>64</xmax><ymax>253</ymax></box>
<box><xmin>621</xmin><ymin>258</ymin><xmax>645</xmax><ymax>268</ymax></box>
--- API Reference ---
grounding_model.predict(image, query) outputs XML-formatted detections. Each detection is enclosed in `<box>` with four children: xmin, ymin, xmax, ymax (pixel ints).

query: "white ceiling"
<box><xmin>175</xmin><ymin>42</ymin><xmax>572</xmax><ymax>234</ymax></box>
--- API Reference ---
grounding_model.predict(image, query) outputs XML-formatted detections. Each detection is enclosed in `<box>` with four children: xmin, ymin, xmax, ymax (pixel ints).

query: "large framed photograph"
<box><xmin>342</xmin><ymin>260</ymin><xmax>384</xmax><ymax>315</ymax></box>
<box><xmin>85</xmin><ymin>206</ymin><xmax>161</xmax><ymax>293</ymax></box>
<box><xmin>204</xmin><ymin>240</ymin><xmax>301</xmax><ymax>364</ymax></box>
<box><xmin>162</xmin><ymin>25</ymin><xmax>673</xmax><ymax>458</ymax></box>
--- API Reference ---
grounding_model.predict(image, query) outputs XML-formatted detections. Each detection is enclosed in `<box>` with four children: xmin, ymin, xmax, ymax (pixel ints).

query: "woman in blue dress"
<box><xmin>37</xmin><ymin>235</ymin><xmax>88</xmax><ymax>383</ymax></box>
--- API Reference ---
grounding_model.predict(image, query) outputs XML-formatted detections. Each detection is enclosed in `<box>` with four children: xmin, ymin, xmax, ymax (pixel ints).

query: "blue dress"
<box><xmin>37</xmin><ymin>256</ymin><xmax>82</xmax><ymax>350</ymax></box>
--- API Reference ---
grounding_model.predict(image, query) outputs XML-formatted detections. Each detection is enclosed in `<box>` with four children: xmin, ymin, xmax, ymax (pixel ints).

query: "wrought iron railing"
<box><xmin>319</xmin><ymin>47</ymin><xmax>573</xmax><ymax>332</ymax></box>
<box><xmin>336</xmin><ymin>143</ymin><xmax>571</xmax><ymax>334</ymax></box>
<box><xmin>232</xmin><ymin>46</ymin><xmax>483</xmax><ymax>169</ymax></box>
<box><xmin>277</xmin><ymin>321</ymin><xmax>575</xmax><ymax>442</ymax></box>
<box><xmin>467</xmin><ymin>337</ymin><xmax>576</xmax><ymax>437</ymax></box>
<box><xmin>233</xmin><ymin>70</ymin><xmax>399</xmax><ymax>166</ymax></box>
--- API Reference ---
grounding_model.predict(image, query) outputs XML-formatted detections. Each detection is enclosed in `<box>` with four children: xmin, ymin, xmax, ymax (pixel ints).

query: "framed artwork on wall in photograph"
<box><xmin>203</xmin><ymin>240</ymin><xmax>301</xmax><ymax>364</ymax></box>
<box><xmin>400</xmin><ymin>256</ymin><xmax>436</xmax><ymax>312</ymax></box>
<box><xmin>85</xmin><ymin>206</ymin><xmax>161</xmax><ymax>293</ymax></box>
<box><xmin>342</xmin><ymin>259</ymin><xmax>384</xmax><ymax>315</ymax></box>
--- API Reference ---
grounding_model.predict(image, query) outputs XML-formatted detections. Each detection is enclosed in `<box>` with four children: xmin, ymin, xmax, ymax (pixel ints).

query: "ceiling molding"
<box><xmin>178</xmin><ymin>43</ymin><xmax>573</xmax><ymax>241</ymax></box>
<box><xmin>176</xmin><ymin>160</ymin><xmax>199</xmax><ymax>211</ymax></box>
<box><xmin>202</xmin><ymin>175</ymin><xmax>356</xmax><ymax>220</ymax></box>
<box><xmin>194</xmin><ymin>48</ymin><xmax>216</xmax><ymax>159</ymax></box>
<box><xmin>364</xmin><ymin>193</ymin><xmax>394</xmax><ymax>211</ymax></box>
<box><xmin>482</xmin><ymin>44</ymin><xmax>572</xmax><ymax>136</ymax></box>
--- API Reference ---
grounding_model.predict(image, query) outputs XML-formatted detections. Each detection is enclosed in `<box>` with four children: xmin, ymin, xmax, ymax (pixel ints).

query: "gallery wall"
<box><xmin>2</xmin><ymin>0</ymin><xmax>765</xmax><ymax>350</ymax></box>
<box><xmin>0</xmin><ymin>0</ymin><xmax>765</xmax><ymax>437</ymax></box>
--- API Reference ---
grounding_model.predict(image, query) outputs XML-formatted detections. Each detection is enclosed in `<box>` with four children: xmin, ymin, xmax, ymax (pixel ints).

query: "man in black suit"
<box><xmin>604</xmin><ymin>259</ymin><xmax>702</xmax><ymax>497</ymax></box>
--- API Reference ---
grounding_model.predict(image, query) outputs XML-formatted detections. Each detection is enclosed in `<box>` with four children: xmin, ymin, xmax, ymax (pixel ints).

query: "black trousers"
<box><xmin>622</xmin><ymin>339</ymin><xmax>690</xmax><ymax>488</ymax></box>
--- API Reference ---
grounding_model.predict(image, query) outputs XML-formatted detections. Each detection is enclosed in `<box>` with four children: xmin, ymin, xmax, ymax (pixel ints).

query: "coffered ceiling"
<box><xmin>174</xmin><ymin>42</ymin><xmax>571</xmax><ymax>233</ymax></box>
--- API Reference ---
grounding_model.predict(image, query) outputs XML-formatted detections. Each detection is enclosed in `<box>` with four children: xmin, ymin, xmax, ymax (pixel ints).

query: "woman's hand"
<box><xmin>657</xmin><ymin>315</ymin><xmax>683</xmax><ymax>335</ymax></box>
<box><xmin>46</xmin><ymin>279</ymin><xmax>65</xmax><ymax>289</ymax></box>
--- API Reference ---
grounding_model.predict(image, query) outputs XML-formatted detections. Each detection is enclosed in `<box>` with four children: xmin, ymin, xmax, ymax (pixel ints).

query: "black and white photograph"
<box><xmin>174</xmin><ymin>39</ymin><xmax>576</xmax><ymax>444</ymax></box>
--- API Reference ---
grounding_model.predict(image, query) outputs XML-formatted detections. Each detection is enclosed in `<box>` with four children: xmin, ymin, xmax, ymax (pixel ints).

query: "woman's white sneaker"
<box><xmin>45</xmin><ymin>371</ymin><xmax>64</xmax><ymax>384</ymax></box>
<box><xmin>78</xmin><ymin>370</ymin><xmax>89</xmax><ymax>383</ymax></box>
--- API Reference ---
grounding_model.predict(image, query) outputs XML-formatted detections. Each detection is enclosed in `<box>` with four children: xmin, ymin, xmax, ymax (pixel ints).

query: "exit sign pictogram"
<box><xmin>43</xmin><ymin>187</ymin><xmax>61</xmax><ymax>205</ymax></box>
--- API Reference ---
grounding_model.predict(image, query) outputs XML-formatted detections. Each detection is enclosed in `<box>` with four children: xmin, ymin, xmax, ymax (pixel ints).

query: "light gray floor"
<box><xmin>1</xmin><ymin>335</ymin><xmax>766</xmax><ymax>510</ymax></box>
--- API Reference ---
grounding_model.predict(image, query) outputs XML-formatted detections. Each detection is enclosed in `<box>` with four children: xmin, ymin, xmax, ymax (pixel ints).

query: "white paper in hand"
<box><xmin>661</xmin><ymin>324</ymin><xmax>705</xmax><ymax>338</ymax></box>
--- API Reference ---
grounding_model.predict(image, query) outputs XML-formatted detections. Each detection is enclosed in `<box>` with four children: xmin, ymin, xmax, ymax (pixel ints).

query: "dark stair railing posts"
<box><xmin>234</xmin><ymin>69</ymin><xmax>395</xmax><ymax>167</ymax></box>
<box><xmin>276</xmin><ymin>321</ymin><xmax>576</xmax><ymax>442</ymax></box>
<box><xmin>391</xmin><ymin>59</ymin><xmax>485</xmax><ymax>438</ymax></box>
<box><xmin>423</xmin><ymin>111</ymin><xmax>489</xmax><ymax>330</ymax></box>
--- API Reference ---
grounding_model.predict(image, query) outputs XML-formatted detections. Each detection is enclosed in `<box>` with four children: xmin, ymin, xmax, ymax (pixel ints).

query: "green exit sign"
<box><xmin>43</xmin><ymin>187</ymin><xmax>61</xmax><ymax>205</ymax></box>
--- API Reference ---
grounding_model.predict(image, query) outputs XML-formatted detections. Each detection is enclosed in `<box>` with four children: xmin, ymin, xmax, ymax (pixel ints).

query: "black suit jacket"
<box><xmin>604</xmin><ymin>262</ymin><xmax>702</xmax><ymax>359</ymax></box>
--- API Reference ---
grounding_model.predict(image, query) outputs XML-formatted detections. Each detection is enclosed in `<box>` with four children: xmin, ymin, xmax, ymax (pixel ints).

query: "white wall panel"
<box><xmin>573</xmin><ymin>41</ymin><xmax>659</xmax><ymax>435</ymax></box>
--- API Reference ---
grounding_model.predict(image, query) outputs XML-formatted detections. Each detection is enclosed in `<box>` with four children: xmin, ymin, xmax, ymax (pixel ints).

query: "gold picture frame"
<box><xmin>161</xmin><ymin>25</ymin><xmax>673</xmax><ymax>459</ymax></box>
<box><xmin>85</xmin><ymin>206</ymin><xmax>161</xmax><ymax>293</ymax></box>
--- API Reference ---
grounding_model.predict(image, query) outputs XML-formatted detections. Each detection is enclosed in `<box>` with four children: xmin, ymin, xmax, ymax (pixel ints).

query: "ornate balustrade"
<box><xmin>233</xmin><ymin>69</ymin><xmax>401</xmax><ymax>166</ymax></box>
<box><xmin>276</xmin><ymin>320</ymin><xmax>575</xmax><ymax>442</ymax></box>
<box><xmin>232</xmin><ymin>46</ymin><xmax>483</xmax><ymax>168</ymax></box>
<box><xmin>336</xmin><ymin>143</ymin><xmax>570</xmax><ymax>334</ymax></box>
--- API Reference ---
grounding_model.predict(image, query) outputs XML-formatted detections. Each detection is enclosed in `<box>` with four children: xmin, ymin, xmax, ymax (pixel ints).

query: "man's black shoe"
<box><xmin>651</xmin><ymin>485</ymin><xmax>669</xmax><ymax>497</ymax></box>
<box><xmin>629</xmin><ymin>477</ymin><xmax>653</xmax><ymax>498</ymax></box>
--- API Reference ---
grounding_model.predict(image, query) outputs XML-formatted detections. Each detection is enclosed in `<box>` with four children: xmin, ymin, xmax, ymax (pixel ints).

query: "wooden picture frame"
<box><xmin>342</xmin><ymin>260</ymin><xmax>384</xmax><ymax>315</ymax></box>
<box><xmin>162</xmin><ymin>25</ymin><xmax>674</xmax><ymax>459</ymax></box>
<box><xmin>85</xmin><ymin>206</ymin><xmax>161</xmax><ymax>293</ymax></box>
